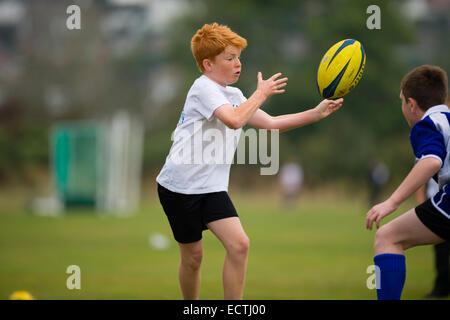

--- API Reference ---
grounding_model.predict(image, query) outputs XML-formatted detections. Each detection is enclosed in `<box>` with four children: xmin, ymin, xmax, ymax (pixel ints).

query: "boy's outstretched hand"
<box><xmin>314</xmin><ymin>98</ymin><xmax>344</xmax><ymax>120</ymax></box>
<box><xmin>257</xmin><ymin>72</ymin><xmax>288</xmax><ymax>99</ymax></box>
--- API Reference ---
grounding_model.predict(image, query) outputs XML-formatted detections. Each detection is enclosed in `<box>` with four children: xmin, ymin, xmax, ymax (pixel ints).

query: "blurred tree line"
<box><xmin>0</xmin><ymin>0</ymin><xmax>165</xmax><ymax>185</ymax></box>
<box><xmin>0</xmin><ymin>0</ymin><xmax>449</xmax><ymax>190</ymax></box>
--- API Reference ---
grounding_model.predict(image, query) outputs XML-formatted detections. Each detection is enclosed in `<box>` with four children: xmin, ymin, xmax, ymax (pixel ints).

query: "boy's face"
<box><xmin>204</xmin><ymin>46</ymin><xmax>242</xmax><ymax>87</ymax></box>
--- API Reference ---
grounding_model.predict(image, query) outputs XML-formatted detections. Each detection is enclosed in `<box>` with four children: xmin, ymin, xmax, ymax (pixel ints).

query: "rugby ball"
<box><xmin>317</xmin><ymin>39</ymin><xmax>366</xmax><ymax>99</ymax></box>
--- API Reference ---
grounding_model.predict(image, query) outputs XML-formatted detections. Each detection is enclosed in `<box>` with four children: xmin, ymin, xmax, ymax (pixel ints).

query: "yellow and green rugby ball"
<box><xmin>317</xmin><ymin>39</ymin><xmax>366</xmax><ymax>99</ymax></box>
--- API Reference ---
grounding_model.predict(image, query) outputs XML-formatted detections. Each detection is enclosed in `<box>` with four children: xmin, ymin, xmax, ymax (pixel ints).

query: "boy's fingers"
<box><xmin>269</xmin><ymin>73</ymin><xmax>282</xmax><ymax>81</ymax></box>
<box><xmin>330</xmin><ymin>100</ymin><xmax>342</xmax><ymax>106</ymax></box>
<box><xmin>275</xmin><ymin>77</ymin><xmax>288</xmax><ymax>84</ymax></box>
<box><xmin>366</xmin><ymin>209</ymin><xmax>374</xmax><ymax>230</ymax></box>
<box><xmin>257</xmin><ymin>72</ymin><xmax>262</xmax><ymax>82</ymax></box>
<box><xmin>369</xmin><ymin>216</ymin><xmax>375</xmax><ymax>230</ymax></box>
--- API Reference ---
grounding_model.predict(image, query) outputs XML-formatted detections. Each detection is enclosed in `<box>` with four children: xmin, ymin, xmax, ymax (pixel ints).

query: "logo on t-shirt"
<box><xmin>232</xmin><ymin>104</ymin><xmax>238</xmax><ymax>109</ymax></box>
<box><xmin>179</xmin><ymin>111</ymin><xmax>185</xmax><ymax>124</ymax></box>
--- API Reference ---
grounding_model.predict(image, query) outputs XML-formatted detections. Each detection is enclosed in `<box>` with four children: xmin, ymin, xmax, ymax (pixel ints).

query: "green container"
<box><xmin>51</xmin><ymin>123</ymin><xmax>100</xmax><ymax>207</ymax></box>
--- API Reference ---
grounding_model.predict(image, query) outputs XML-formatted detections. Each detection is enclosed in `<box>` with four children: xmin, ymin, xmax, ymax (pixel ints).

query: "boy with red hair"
<box><xmin>157</xmin><ymin>23</ymin><xmax>343</xmax><ymax>299</ymax></box>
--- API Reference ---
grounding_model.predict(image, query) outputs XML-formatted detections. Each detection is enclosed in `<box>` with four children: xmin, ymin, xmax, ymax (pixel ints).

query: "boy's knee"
<box><xmin>374</xmin><ymin>225</ymin><xmax>391</xmax><ymax>253</ymax></box>
<box><xmin>229</xmin><ymin>236</ymin><xmax>250</xmax><ymax>257</ymax></box>
<box><xmin>181</xmin><ymin>248</ymin><xmax>203</xmax><ymax>271</ymax></box>
<box><xmin>374</xmin><ymin>224</ymin><xmax>406</xmax><ymax>254</ymax></box>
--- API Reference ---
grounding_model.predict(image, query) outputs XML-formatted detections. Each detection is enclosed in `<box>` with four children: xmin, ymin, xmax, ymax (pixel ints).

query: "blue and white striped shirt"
<box><xmin>410</xmin><ymin>104</ymin><xmax>450</xmax><ymax>219</ymax></box>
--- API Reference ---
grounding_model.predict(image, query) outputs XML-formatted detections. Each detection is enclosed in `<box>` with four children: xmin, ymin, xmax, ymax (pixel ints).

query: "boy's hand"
<box><xmin>256</xmin><ymin>72</ymin><xmax>288</xmax><ymax>99</ymax></box>
<box><xmin>366</xmin><ymin>199</ymin><xmax>398</xmax><ymax>230</ymax></box>
<box><xmin>314</xmin><ymin>98</ymin><xmax>344</xmax><ymax>120</ymax></box>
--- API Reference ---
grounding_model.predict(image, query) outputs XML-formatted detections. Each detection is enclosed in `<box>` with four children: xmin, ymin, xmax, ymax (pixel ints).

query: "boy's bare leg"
<box><xmin>374</xmin><ymin>208</ymin><xmax>445</xmax><ymax>255</ymax></box>
<box><xmin>178</xmin><ymin>240</ymin><xmax>203</xmax><ymax>299</ymax></box>
<box><xmin>207</xmin><ymin>217</ymin><xmax>250</xmax><ymax>300</ymax></box>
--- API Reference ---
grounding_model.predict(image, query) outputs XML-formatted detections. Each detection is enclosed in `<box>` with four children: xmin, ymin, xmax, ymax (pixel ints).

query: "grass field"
<box><xmin>0</xmin><ymin>187</ymin><xmax>446</xmax><ymax>300</ymax></box>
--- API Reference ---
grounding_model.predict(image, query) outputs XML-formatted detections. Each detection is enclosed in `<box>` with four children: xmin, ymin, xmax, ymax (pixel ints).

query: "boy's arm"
<box><xmin>366</xmin><ymin>157</ymin><xmax>442</xmax><ymax>230</ymax></box>
<box><xmin>213</xmin><ymin>72</ymin><xmax>287</xmax><ymax>130</ymax></box>
<box><xmin>415</xmin><ymin>184</ymin><xmax>427</xmax><ymax>205</ymax></box>
<box><xmin>247</xmin><ymin>98</ymin><xmax>343</xmax><ymax>132</ymax></box>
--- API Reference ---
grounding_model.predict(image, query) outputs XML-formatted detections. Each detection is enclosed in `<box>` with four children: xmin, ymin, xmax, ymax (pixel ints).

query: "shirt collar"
<box><xmin>421</xmin><ymin>104</ymin><xmax>450</xmax><ymax>120</ymax></box>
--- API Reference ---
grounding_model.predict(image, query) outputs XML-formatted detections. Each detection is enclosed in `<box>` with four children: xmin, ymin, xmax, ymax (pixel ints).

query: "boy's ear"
<box><xmin>203</xmin><ymin>59</ymin><xmax>213</xmax><ymax>72</ymax></box>
<box><xmin>408</xmin><ymin>97</ymin><xmax>420</xmax><ymax>112</ymax></box>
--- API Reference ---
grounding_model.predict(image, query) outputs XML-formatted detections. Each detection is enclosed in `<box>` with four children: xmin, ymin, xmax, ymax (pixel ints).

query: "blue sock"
<box><xmin>373</xmin><ymin>253</ymin><xmax>406</xmax><ymax>300</ymax></box>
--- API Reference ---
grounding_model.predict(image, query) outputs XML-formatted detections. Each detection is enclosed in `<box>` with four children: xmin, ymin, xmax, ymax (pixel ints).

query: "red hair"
<box><xmin>191</xmin><ymin>23</ymin><xmax>247</xmax><ymax>73</ymax></box>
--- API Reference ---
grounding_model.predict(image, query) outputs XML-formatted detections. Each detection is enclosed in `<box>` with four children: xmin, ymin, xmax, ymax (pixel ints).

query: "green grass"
<box><xmin>0</xmin><ymin>188</ymin><xmax>445</xmax><ymax>300</ymax></box>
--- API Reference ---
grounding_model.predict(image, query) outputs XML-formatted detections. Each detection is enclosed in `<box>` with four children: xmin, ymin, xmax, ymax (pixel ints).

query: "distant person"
<box><xmin>279</xmin><ymin>162</ymin><xmax>303</xmax><ymax>209</ymax></box>
<box><xmin>366</xmin><ymin>65</ymin><xmax>449</xmax><ymax>300</ymax></box>
<box><xmin>426</xmin><ymin>242</ymin><xmax>450</xmax><ymax>298</ymax></box>
<box><xmin>156</xmin><ymin>22</ymin><xmax>343</xmax><ymax>300</ymax></box>
<box><xmin>369</xmin><ymin>162</ymin><xmax>390</xmax><ymax>206</ymax></box>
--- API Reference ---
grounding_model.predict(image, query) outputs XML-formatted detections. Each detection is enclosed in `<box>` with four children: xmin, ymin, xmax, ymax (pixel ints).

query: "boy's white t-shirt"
<box><xmin>156</xmin><ymin>75</ymin><xmax>246</xmax><ymax>194</ymax></box>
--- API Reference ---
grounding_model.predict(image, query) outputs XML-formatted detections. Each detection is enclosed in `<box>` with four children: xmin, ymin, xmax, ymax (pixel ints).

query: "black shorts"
<box><xmin>157</xmin><ymin>184</ymin><xmax>239</xmax><ymax>243</ymax></box>
<box><xmin>415</xmin><ymin>199</ymin><xmax>450</xmax><ymax>241</ymax></box>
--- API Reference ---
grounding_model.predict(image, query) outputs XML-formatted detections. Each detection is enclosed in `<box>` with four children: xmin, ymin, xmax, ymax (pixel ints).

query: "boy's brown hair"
<box><xmin>400</xmin><ymin>65</ymin><xmax>448</xmax><ymax>111</ymax></box>
<box><xmin>191</xmin><ymin>23</ymin><xmax>247</xmax><ymax>73</ymax></box>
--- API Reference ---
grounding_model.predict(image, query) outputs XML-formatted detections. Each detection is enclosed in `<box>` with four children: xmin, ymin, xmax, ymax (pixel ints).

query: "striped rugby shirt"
<box><xmin>410</xmin><ymin>104</ymin><xmax>450</xmax><ymax>219</ymax></box>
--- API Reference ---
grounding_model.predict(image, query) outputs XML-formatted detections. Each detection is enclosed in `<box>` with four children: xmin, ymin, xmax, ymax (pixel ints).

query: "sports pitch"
<box><xmin>0</xmin><ymin>188</ymin><xmax>445</xmax><ymax>300</ymax></box>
